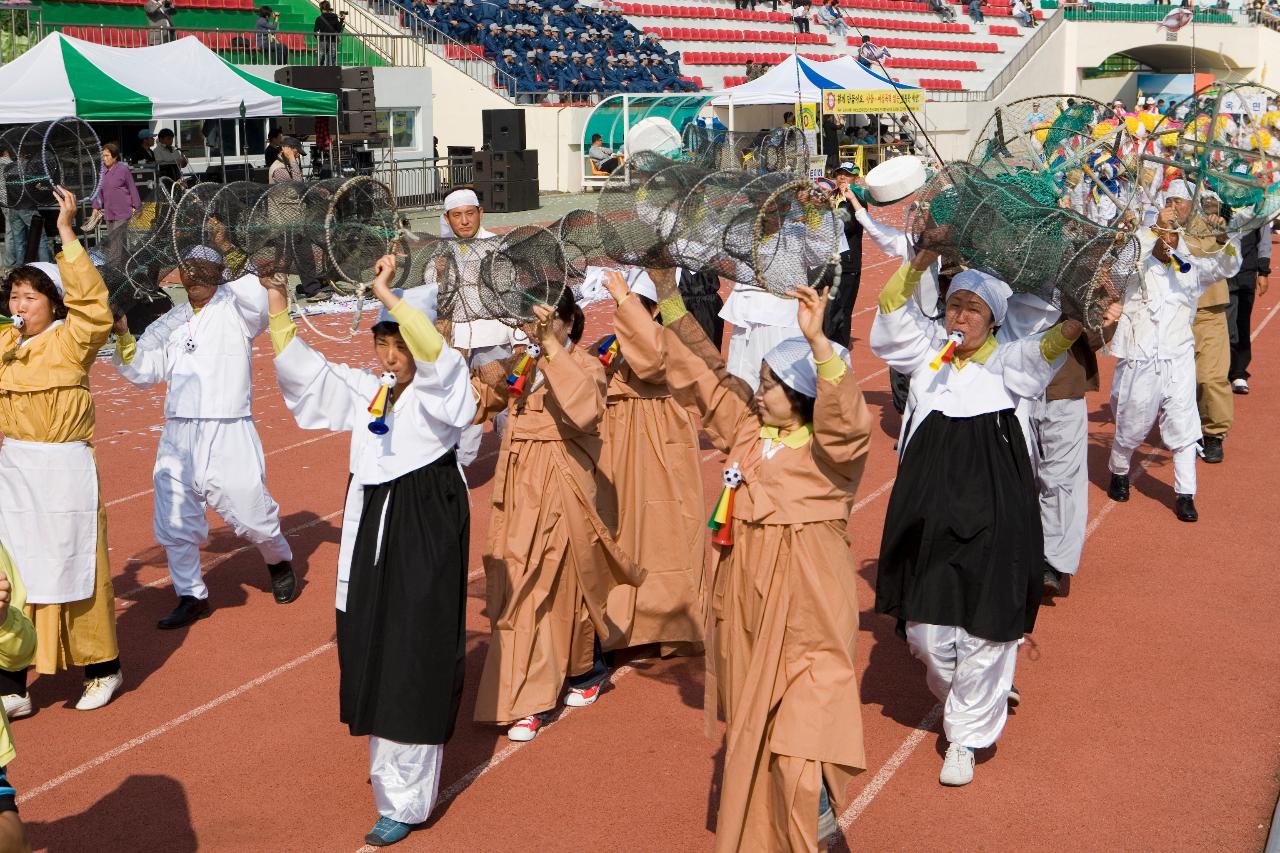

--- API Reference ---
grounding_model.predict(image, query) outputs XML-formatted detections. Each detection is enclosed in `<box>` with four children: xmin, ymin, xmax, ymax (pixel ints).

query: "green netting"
<box><xmin>583</xmin><ymin>94</ymin><xmax>714</xmax><ymax>152</ymax></box>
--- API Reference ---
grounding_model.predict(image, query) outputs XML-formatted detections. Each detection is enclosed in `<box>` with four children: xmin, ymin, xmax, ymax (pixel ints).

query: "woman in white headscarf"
<box><xmin>0</xmin><ymin>188</ymin><xmax>121</xmax><ymax>716</ymax></box>
<box><xmin>870</xmin><ymin>250</ymin><xmax>1085</xmax><ymax>788</ymax></box>
<box><xmin>616</xmin><ymin>269</ymin><xmax>873</xmax><ymax>853</ymax></box>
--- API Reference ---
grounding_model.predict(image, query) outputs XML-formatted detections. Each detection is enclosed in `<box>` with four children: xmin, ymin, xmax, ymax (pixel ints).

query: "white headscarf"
<box><xmin>25</xmin><ymin>262</ymin><xmax>64</xmax><ymax>296</ymax></box>
<box><xmin>948</xmin><ymin>269</ymin><xmax>1013</xmax><ymax>326</ymax></box>
<box><xmin>763</xmin><ymin>336</ymin><xmax>851</xmax><ymax>399</ymax></box>
<box><xmin>438</xmin><ymin>188</ymin><xmax>496</xmax><ymax>240</ymax></box>
<box><xmin>376</xmin><ymin>285</ymin><xmax>439</xmax><ymax>326</ymax></box>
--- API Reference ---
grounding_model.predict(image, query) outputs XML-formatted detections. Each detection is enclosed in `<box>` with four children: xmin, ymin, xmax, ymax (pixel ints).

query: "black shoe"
<box><xmin>1043</xmin><ymin>566</ymin><xmax>1063</xmax><ymax>596</ymax></box>
<box><xmin>1107</xmin><ymin>473</ymin><xmax>1130</xmax><ymax>502</ymax></box>
<box><xmin>158</xmin><ymin>595</ymin><xmax>211</xmax><ymax>629</ymax></box>
<box><xmin>1175</xmin><ymin>494</ymin><xmax>1198</xmax><ymax>522</ymax></box>
<box><xmin>268</xmin><ymin>561</ymin><xmax>298</xmax><ymax>604</ymax></box>
<box><xmin>1201</xmin><ymin>435</ymin><xmax>1224</xmax><ymax>464</ymax></box>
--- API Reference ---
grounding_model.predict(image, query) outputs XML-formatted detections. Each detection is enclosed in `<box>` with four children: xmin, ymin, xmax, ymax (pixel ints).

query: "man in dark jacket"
<box><xmin>1227</xmin><ymin>221</ymin><xmax>1273</xmax><ymax>395</ymax></box>
<box><xmin>821</xmin><ymin>162</ymin><xmax>865</xmax><ymax>348</ymax></box>
<box><xmin>313</xmin><ymin>1</ymin><xmax>345</xmax><ymax>66</ymax></box>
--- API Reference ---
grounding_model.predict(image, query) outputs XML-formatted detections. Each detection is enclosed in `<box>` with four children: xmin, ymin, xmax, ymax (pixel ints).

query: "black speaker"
<box><xmin>341</xmin><ymin>88</ymin><xmax>376</xmax><ymax>111</ymax></box>
<box><xmin>279</xmin><ymin>116</ymin><xmax>316</xmax><ymax>138</ymax></box>
<box><xmin>472</xmin><ymin>179</ymin><xmax>538</xmax><ymax>213</ymax></box>
<box><xmin>341</xmin><ymin>66</ymin><xmax>374</xmax><ymax>89</ymax></box>
<box><xmin>482</xmin><ymin>109</ymin><xmax>526</xmax><ymax>152</ymax></box>
<box><xmin>274</xmin><ymin>65</ymin><xmax>342</xmax><ymax>93</ymax></box>
<box><xmin>340</xmin><ymin>111</ymin><xmax>377</xmax><ymax>136</ymax></box>
<box><xmin>473</xmin><ymin>149</ymin><xmax>538</xmax><ymax>182</ymax></box>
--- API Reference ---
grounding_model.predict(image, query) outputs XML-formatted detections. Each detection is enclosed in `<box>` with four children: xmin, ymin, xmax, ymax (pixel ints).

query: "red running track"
<box><xmin>8</xmin><ymin>236</ymin><xmax>1280</xmax><ymax>852</ymax></box>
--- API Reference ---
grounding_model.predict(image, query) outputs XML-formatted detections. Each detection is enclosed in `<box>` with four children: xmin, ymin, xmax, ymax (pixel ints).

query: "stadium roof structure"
<box><xmin>0</xmin><ymin>32</ymin><xmax>338</xmax><ymax>122</ymax></box>
<box><xmin>709</xmin><ymin>54</ymin><xmax>919</xmax><ymax>106</ymax></box>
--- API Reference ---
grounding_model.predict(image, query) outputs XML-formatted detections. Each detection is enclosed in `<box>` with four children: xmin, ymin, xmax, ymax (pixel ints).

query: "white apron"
<box><xmin>0</xmin><ymin>437</ymin><xmax>100</xmax><ymax>604</ymax></box>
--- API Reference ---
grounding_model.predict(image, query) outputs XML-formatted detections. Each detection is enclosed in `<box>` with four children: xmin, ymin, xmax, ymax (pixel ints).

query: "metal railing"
<box><xmin>368</xmin><ymin>155</ymin><xmax>475</xmax><ymax>209</ymax></box>
<box><xmin>0</xmin><ymin>5</ymin><xmax>39</xmax><ymax>65</ymax></box>
<box><xmin>1056</xmin><ymin>3</ymin><xmax>1235</xmax><ymax>24</ymax></box>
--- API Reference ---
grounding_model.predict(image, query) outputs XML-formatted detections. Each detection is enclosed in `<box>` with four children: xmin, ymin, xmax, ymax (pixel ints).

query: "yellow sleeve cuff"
<box><xmin>815</xmin><ymin>351</ymin><xmax>848</xmax><ymax>383</ymax></box>
<box><xmin>1040</xmin><ymin>324</ymin><xmax>1072</xmax><ymax>363</ymax></box>
<box><xmin>390</xmin><ymin>300</ymin><xmax>443</xmax><ymax>362</ymax></box>
<box><xmin>225</xmin><ymin>249</ymin><xmax>248</xmax><ymax>279</ymax></box>
<box><xmin>878</xmin><ymin>263</ymin><xmax>924</xmax><ymax>314</ymax></box>
<box><xmin>268</xmin><ymin>310</ymin><xmax>296</xmax><ymax>355</ymax></box>
<box><xmin>60</xmin><ymin>238</ymin><xmax>84</xmax><ymax>263</ymax></box>
<box><xmin>659</xmin><ymin>294</ymin><xmax>688</xmax><ymax>325</ymax></box>
<box><xmin>117</xmin><ymin>331</ymin><xmax>137</xmax><ymax>364</ymax></box>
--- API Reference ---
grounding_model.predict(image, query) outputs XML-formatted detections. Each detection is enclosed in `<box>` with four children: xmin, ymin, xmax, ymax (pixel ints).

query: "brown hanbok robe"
<box><xmin>596</xmin><ymin>296</ymin><xmax>705</xmax><ymax>652</ymax></box>
<box><xmin>624</xmin><ymin>311</ymin><xmax>872</xmax><ymax>853</ymax></box>
<box><xmin>473</xmin><ymin>345</ymin><xmax>644</xmax><ymax>724</ymax></box>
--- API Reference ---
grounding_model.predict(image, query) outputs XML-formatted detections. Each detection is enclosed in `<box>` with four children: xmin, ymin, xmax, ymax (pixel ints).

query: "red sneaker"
<box><xmin>565</xmin><ymin>682</ymin><xmax>602</xmax><ymax>708</ymax></box>
<box><xmin>507</xmin><ymin>715</ymin><xmax>543</xmax><ymax>742</ymax></box>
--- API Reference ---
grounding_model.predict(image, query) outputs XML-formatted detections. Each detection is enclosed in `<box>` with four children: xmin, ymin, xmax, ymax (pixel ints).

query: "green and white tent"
<box><xmin>0</xmin><ymin>32</ymin><xmax>338</xmax><ymax>122</ymax></box>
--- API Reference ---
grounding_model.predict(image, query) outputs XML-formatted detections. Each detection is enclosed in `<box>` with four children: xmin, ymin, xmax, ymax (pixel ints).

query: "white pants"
<box><xmin>153</xmin><ymin>417</ymin><xmax>292</xmax><ymax>600</ymax></box>
<box><xmin>1029</xmin><ymin>397</ymin><xmax>1089</xmax><ymax>575</ymax></box>
<box><xmin>369</xmin><ymin>737</ymin><xmax>444</xmax><ymax>825</ymax></box>
<box><xmin>726</xmin><ymin>322</ymin><xmax>799</xmax><ymax>392</ymax></box>
<box><xmin>906</xmin><ymin>622</ymin><xmax>1019</xmax><ymax>749</ymax></box>
<box><xmin>457</xmin><ymin>343</ymin><xmax>513</xmax><ymax>468</ymax></box>
<box><xmin>1109</xmin><ymin>353</ymin><xmax>1199</xmax><ymax>496</ymax></box>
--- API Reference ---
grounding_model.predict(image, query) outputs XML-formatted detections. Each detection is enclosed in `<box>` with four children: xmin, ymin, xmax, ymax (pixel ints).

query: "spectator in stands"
<box><xmin>789</xmin><ymin>0</ymin><xmax>812</xmax><ymax>34</ymax></box>
<box><xmin>479</xmin><ymin>23</ymin><xmax>504</xmax><ymax>58</ymax></box>
<box><xmin>928</xmin><ymin>0</ymin><xmax>957</xmax><ymax>22</ymax></box>
<box><xmin>589</xmin><ymin>134</ymin><xmax>621</xmax><ymax>173</ymax></box>
<box><xmin>153</xmin><ymin>129</ymin><xmax>187</xmax><ymax>181</ymax></box>
<box><xmin>857</xmin><ymin>35</ymin><xmax>890</xmax><ymax>70</ymax></box>
<box><xmin>735</xmin><ymin>0</ymin><xmax>758</xmax><ymax>9</ymax></box>
<box><xmin>1156</xmin><ymin>98</ymin><xmax>1167</xmax><ymax>114</ymax></box>
<box><xmin>313</xmin><ymin>1</ymin><xmax>347</xmax><ymax>66</ymax></box>
<box><xmin>496</xmin><ymin>48</ymin><xmax>520</xmax><ymax>97</ymax></box>
<box><xmin>264</xmin><ymin>127</ymin><xmax>283</xmax><ymax>170</ymax></box>
<box><xmin>1024</xmin><ymin>101</ymin><xmax>1047</xmax><ymax>129</ymax></box>
<box><xmin>87</xmin><ymin>143</ymin><xmax>140</xmax><ymax>271</ymax></box>
<box><xmin>143</xmin><ymin>0</ymin><xmax>177</xmax><ymax>45</ymax></box>
<box><xmin>256</xmin><ymin>7</ymin><xmax>278</xmax><ymax>53</ymax></box>
<box><xmin>967</xmin><ymin>0</ymin><xmax>986</xmax><ymax>23</ymax></box>
<box><xmin>1013</xmin><ymin>0</ymin><xmax>1036</xmax><ymax>27</ymax></box>
<box><xmin>852</xmin><ymin>126</ymin><xmax>876</xmax><ymax>145</ymax></box>
<box><xmin>817</xmin><ymin>0</ymin><xmax>849</xmax><ymax>37</ymax></box>
<box><xmin>745</xmin><ymin>59</ymin><xmax>758</xmax><ymax>81</ymax></box>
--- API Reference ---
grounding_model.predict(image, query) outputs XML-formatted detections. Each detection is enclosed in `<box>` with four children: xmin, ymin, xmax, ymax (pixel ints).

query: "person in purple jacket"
<box><xmin>87</xmin><ymin>143</ymin><xmax>140</xmax><ymax>270</ymax></box>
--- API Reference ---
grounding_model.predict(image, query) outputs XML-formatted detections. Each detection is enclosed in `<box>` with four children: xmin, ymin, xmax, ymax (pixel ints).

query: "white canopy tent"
<box><xmin>0</xmin><ymin>32</ymin><xmax>338</xmax><ymax>122</ymax></box>
<box><xmin>709</xmin><ymin>54</ymin><xmax>918</xmax><ymax>109</ymax></box>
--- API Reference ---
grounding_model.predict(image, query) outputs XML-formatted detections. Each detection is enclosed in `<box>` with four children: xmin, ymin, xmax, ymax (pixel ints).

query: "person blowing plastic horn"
<box><xmin>1105</xmin><ymin>190</ymin><xmax>1241</xmax><ymax>522</ymax></box>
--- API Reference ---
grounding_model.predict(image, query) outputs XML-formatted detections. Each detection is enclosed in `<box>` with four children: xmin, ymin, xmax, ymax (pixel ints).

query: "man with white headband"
<box><xmin>871</xmin><ymin>252</ymin><xmax>1087</xmax><ymax>788</ymax></box>
<box><xmin>435</xmin><ymin>188</ymin><xmax>519</xmax><ymax>468</ymax></box>
<box><xmin>1106</xmin><ymin>183</ymin><xmax>1241</xmax><ymax>523</ymax></box>
<box><xmin>113</xmin><ymin>243</ymin><xmax>296</xmax><ymax>629</ymax></box>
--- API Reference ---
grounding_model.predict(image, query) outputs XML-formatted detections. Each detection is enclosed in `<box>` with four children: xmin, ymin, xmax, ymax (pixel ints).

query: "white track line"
<box><xmin>103</xmin><ymin>431</ymin><xmax>340</xmax><ymax>509</ymax></box>
<box><xmin>350</xmin><ymin>665</ymin><xmax>638</xmax><ymax>853</ymax></box>
<box><xmin>18</xmin><ymin>642</ymin><xmax>334</xmax><ymax>804</ymax></box>
<box><xmin>1251</xmin><ymin>299</ymin><xmax>1280</xmax><ymax>342</ymax></box>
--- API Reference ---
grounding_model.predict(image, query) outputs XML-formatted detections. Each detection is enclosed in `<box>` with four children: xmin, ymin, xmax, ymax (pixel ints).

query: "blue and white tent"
<box><xmin>709</xmin><ymin>54</ymin><xmax>918</xmax><ymax>106</ymax></box>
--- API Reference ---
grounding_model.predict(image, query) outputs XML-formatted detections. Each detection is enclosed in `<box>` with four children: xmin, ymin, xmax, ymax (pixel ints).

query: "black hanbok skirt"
<box><xmin>874</xmin><ymin>409</ymin><xmax>1043</xmax><ymax>643</ymax></box>
<box><xmin>336</xmin><ymin>450</ymin><xmax>469</xmax><ymax>744</ymax></box>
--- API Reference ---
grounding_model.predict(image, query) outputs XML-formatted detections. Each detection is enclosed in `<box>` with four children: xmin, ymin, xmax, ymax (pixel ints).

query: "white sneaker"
<box><xmin>506</xmin><ymin>714</ymin><xmax>543</xmax><ymax>742</ymax></box>
<box><xmin>75</xmin><ymin>672</ymin><xmax>123</xmax><ymax>711</ymax></box>
<box><xmin>1</xmin><ymin>693</ymin><xmax>31</xmax><ymax>720</ymax></box>
<box><xmin>939</xmin><ymin>742</ymin><xmax>975</xmax><ymax>786</ymax></box>
<box><xmin>1232</xmin><ymin>378</ymin><xmax>1249</xmax><ymax>395</ymax></box>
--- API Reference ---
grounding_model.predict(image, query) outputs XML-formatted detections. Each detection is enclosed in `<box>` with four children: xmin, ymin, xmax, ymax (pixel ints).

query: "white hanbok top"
<box><xmin>1109</xmin><ymin>232</ymin><xmax>1242</xmax><ymax>362</ymax></box>
<box><xmin>273</xmin><ymin>317</ymin><xmax>476</xmax><ymax>609</ymax></box>
<box><xmin>114</xmin><ymin>273</ymin><xmax>267</xmax><ymax>419</ymax></box>
<box><xmin>871</xmin><ymin>277</ymin><xmax>1063</xmax><ymax>451</ymax></box>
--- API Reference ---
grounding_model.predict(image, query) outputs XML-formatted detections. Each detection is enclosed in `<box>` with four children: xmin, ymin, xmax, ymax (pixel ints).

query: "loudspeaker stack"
<box><xmin>273</xmin><ymin>65</ymin><xmax>378</xmax><ymax>141</ymax></box>
<box><xmin>475</xmin><ymin>109</ymin><xmax>538</xmax><ymax>212</ymax></box>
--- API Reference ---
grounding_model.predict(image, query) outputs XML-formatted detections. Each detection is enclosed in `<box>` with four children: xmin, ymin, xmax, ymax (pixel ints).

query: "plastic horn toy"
<box><xmin>367</xmin><ymin>372</ymin><xmax>396</xmax><ymax>435</ymax></box>
<box><xmin>930</xmin><ymin>331</ymin><xmax>965</xmax><ymax>370</ymax></box>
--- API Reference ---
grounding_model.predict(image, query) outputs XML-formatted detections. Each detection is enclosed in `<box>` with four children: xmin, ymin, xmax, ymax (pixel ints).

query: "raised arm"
<box><xmin>50</xmin><ymin>191</ymin><xmax>112</xmax><ymax>366</ymax></box>
<box><xmin>869</xmin><ymin>255</ymin><xmax>942</xmax><ymax>376</ymax></box>
<box><xmin>605</xmin><ymin>271</ymin><xmax>667</xmax><ymax>382</ymax></box>
<box><xmin>852</xmin><ymin>198</ymin><xmax>909</xmax><ymax>259</ymax></box>
<box><xmin>794</xmin><ymin>285</ymin><xmax>873</xmax><ymax>467</ymax></box>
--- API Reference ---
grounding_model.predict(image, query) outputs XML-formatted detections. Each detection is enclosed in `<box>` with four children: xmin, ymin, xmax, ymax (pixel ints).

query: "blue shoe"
<box><xmin>364</xmin><ymin>816</ymin><xmax>413</xmax><ymax>847</ymax></box>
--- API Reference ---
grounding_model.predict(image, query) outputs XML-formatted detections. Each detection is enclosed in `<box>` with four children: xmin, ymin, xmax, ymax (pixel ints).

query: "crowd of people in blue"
<box><xmin>406</xmin><ymin>0</ymin><xmax>699</xmax><ymax>97</ymax></box>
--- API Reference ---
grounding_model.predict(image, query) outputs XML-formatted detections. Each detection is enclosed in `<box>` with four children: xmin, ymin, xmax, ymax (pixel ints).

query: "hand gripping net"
<box><xmin>910</xmin><ymin>160</ymin><xmax>1138</xmax><ymax>328</ymax></box>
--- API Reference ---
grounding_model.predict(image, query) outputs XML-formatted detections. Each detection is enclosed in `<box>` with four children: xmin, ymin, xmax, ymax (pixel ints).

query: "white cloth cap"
<box><xmin>763</xmin><ymin>336</ymin><xmax>850</xmax><ymax>399</ymax></box>
<box><xmin>377</xmin><ymin>285</ymin><xmax>439</xmax><ymax>326</ymax></box>
<box><xmin>183</xmin><ymin>245</ymin><xmax>225</xmax><ymax>266</ymax></box>
<box><xmin>26</xmin><ymin>262</ymin><xmax>64</xmax><ymax>296</ymax></box>
<box><xmin>948</xmin><ymin>269</ymin><xmax>1013</xmax><ymax>326</ymax></box>
<box><xmin>1165</xmin><ymin>179</ymin><xmax>1194</xmax><ymax>201</ymax></box>
<box><xmin>443</xmin><ymin>188</ymin><xmax>480</xmax><ymax>213</ymax></box>
<box><xmin>627</xmin><ymin>267</ymin><xmax>658</xmax><ymax>301</ymax></box>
